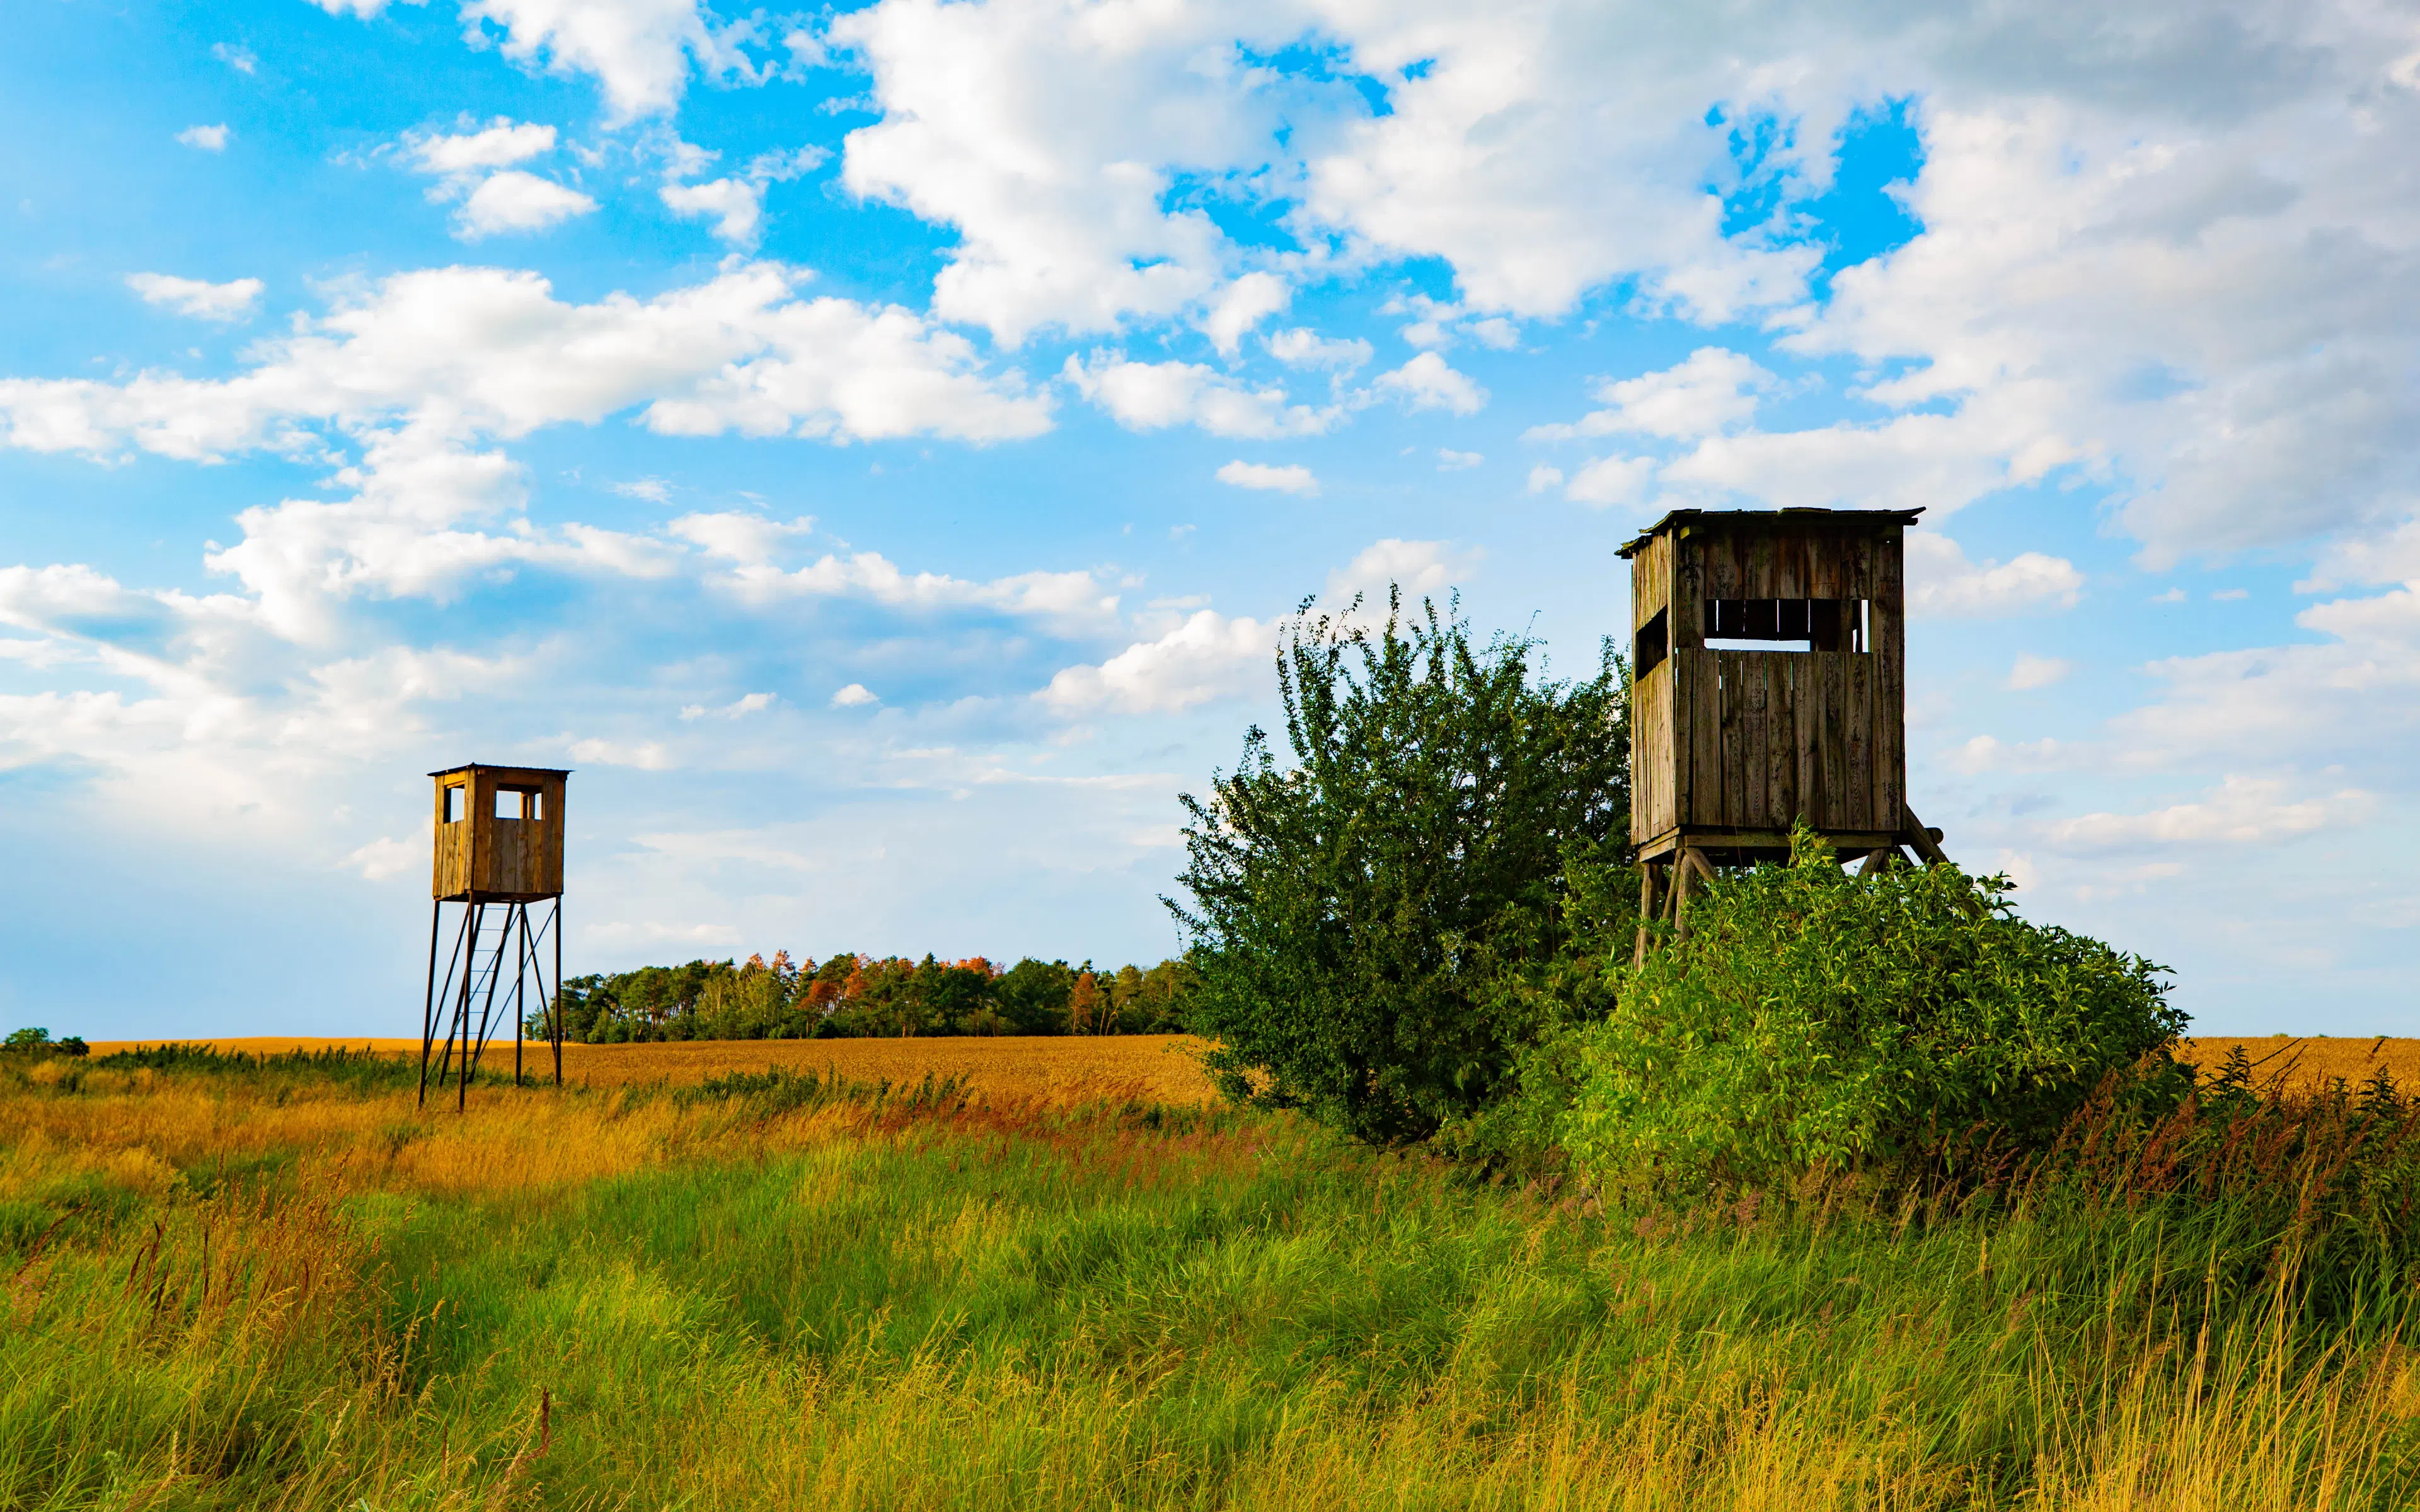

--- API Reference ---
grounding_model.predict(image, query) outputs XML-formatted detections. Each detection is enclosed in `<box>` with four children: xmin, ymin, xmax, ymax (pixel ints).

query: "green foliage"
<box><xmin>1558</xmin><ymin>825</ymin><xmax>2183</xmax><ymax>1191</ymax></box>
<box><xmin>1173</xmin><ymin>591</ymin><xmax>1631</xmax><ymax>1145</ymax></box>
<box><xmin>3</xmin><ymin>1026</ymin><xmax>87</xmax><ymax>1058</ymax></box>
<box><xmin>540</xmin><ymin>951</ymin><xmax>1198</xmax><ymax>1043</ymax></box>
<box><xmin>87</xmin><ymin>1043</ymin><xmax>424</xmax><ymax>1093</ymax></box>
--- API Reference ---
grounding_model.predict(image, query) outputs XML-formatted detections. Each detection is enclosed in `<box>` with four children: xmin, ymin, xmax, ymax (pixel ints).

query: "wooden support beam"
<box><xmin>1633</xmin><ymin>862</ymin><xmax>1661</xmax><ymax>969</ymax></box>
<box><xmin>1900</xmin><ymin>802</ymin><xmax>1951</xmax><ymax>868</ymax></box>
<box><xmin>1856</xmin><ymin>845</ymin><xmax>1903</xmax><ymax>876</ymax></box>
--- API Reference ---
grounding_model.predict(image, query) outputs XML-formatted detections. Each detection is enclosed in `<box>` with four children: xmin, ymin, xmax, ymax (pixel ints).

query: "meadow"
<box><xmin>5</xmin><ymin>1041</ymin><xmax>2419</xmax><ymax>1509</ymax></box>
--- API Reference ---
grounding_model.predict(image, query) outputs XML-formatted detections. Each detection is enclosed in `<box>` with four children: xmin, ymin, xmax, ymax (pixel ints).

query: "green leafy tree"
<box><xmin>1558</xmin><ymin>824</ymin><xmax>2184</xmax><ymax>1191</ymax></box>
<box><xmin>1170</xmin><ymin>591</ymin><xmax>1631</xmax><ymax>1145</ymax></box>
<box><xmin>998</xmin><ymin>958</ymin><xmax>1074</xmax><ymax>1034</ymax></box>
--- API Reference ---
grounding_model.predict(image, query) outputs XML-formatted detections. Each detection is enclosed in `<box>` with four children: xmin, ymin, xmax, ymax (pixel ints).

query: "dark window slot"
<box><xmin>1703</xmin><ymin>598</ymin><xmax>1867</xmax><ymax>653</ymax></box>
<box><xmin>1635</xmin><ymin>608</ymin><xmax>1668</xmax><ymax>676</ymax></box>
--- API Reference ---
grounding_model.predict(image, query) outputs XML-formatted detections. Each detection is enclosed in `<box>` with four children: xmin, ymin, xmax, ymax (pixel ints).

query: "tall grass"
<box><xmin>1</xmin><ymin>1051</ymin><xmax>2416</xmax><ymax>1508</ymax></box>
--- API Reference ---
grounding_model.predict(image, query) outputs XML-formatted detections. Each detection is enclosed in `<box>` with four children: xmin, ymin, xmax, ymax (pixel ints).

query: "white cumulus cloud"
<box><xmin>454</xmin><ymin>170</ymin><xmax>598</xmax><ymax>238</ymax></box>
<box><xmin>176</xmin><ymin>124</ymin><xmax>229</xmax><ymax>151</ymax></box>
<box><xmin>1374</xmin><ymin>352</ymin><xmax>1488</xmax><ymax>416</ymax></box>
<box><xmin>1905</xmin><ymin>530</ymin><xmax>2084</xmax><ymax>618</ymax></box>
<box><xmin>2041</xmin><ymin>776</ymin><xmax>2377</xmax><ymax>852</ymax></box>
<box><xmin>2005</xmin><ymin>653</ymin><xmax>2072</xmax><ymax>690</ymax></box>
<box><xmin>1215</xmin><ymin>460</ymin><xmax>1317</xmax><ymax>496</ymax></box>
<box><xmin>125</xmin><ymin>273</ymin><xmax>263</xmax><ymax>323</ymax></box>
<box><xmin>1040</xmin><ymin>610</ymin><xmax>1272</xmax><ymax>714</ymax></box>
<box><xmin>1529</xmin><ymin>348</ymin><xmax>1775</xmax><ymax>442</ymax></box>
<box><xmin>1064</xmin><ymin>353</ymin><xmax>1334</xmax><ymax>439</ymax></box>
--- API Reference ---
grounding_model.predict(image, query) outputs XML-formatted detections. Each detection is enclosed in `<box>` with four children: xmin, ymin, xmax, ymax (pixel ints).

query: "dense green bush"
<box><xmin>1172</xmin><ymin>592</ymin><xmax>1631</xmax><ymax>1146</ymax></box>
<box><xmin>1555</xmin><ymin>825</ymin><xmax>2183</xmax><ymax>1191</ymax></box>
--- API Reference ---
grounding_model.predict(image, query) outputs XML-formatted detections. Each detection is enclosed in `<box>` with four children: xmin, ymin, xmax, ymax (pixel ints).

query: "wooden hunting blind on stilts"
<box><xmin>420</xmin><ymin>764</ymin><xmax>569</xmax><ymax>1108</ymax></box>
<box><xmin>1621</xmin><ymin>508</ymin><xmax>1950</xmax><ymax>961</ymax></box>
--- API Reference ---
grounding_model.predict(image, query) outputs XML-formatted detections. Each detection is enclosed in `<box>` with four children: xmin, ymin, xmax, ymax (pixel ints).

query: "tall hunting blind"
<box><xmin>1620</xmin><ymin>508</ymin><xmax>1949</xmax><ymax>956</ymax></box>
<box><xmin>420</xmin><ymin>763</ymin><xmax>569</xmax><ymax>1107</ymax></box>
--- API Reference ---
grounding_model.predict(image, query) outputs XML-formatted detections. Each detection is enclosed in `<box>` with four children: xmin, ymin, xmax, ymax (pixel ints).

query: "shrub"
<box><xmin>1172</xmin><ymin>591</ymin><xmax>1630</xmax><ymax>1146</ymax></box>
<box><xmin>1557</xmin><ymin>825</ymin><xmax>2183</xmax><ymax>1191</ymax></box>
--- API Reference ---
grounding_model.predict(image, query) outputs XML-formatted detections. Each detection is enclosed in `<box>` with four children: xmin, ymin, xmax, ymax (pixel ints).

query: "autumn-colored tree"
<box><xmin>1068</xmin><ymin>970</ymin><xmax>1103</xmax><ymax>1035</ymax></box>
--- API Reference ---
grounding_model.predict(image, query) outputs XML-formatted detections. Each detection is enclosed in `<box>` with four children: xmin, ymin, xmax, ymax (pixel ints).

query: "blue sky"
<box><xmin>3</xmin><ymin>0</ymin><xmax>2415</xmax><ymax>1039</ymax></box>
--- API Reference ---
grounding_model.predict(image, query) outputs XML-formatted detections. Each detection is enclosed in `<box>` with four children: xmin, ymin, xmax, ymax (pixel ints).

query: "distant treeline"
<box><xmin>536</xmin><ymin>953</ymin><xmax>1199</xmax><ymax>1043</ymax></box>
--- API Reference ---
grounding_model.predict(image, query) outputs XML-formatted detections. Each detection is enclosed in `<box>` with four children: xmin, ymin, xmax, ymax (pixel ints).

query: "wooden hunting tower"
<box><xmin>420</xmin><ymin>763</ymin><xmax>570</xmax><ymax>1106</ymax></box>
<box><xmin>1620</xmin><ymin>508</ymin><xmax>1949</xmax><ymax>951</ymax></box>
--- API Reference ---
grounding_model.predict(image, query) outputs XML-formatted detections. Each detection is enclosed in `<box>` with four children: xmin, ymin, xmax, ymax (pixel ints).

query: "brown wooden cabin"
<box><xmin>429</xmin><ymin>764</ymin><xmax>568</xmax><ymax>903</ymax></box>
<box><xmin>1621</xmin><ymin>507</ymin><xmax>1928</xmax><ymax>868</ymax></box>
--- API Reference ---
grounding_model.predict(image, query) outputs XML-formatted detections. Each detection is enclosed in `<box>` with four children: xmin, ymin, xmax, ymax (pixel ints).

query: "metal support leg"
<box><xmin>418</xmin><ymin>900</ymin><xmax>442</xmax><ymax>1109</ymax></box>
<box><xmin>503</xmin><ymin>900</ymin><xmax>522</xmax><ymax>1079</ymax></box>
<box><xmin>552</xmin><ymin>897</ymin><xmax>564</xmax><ymax>1086</ymax></box>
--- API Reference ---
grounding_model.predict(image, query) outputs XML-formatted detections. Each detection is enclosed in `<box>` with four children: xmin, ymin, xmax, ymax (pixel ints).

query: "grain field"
<box><xmin>83</xmin><ymin>1033</ymin><xmax>1221</xmax><ymax>1105</ymax></box>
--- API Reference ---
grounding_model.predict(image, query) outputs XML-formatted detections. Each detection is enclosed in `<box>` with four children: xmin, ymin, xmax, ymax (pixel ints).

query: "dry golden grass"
<box><xmin>86</xmin><ymin>1033</ymin><xmax>2411</xmax><ymax>1106</ymax></box>
<box><xmin>84</xmin><ymin>1033</ymin><xmax>1221</xmax><ymax>1105</ymax></box>
<box><xmin>2175</xmin><ymin>1035</ymin><xmax>2420</xmax><ymax>1094</ymax></box>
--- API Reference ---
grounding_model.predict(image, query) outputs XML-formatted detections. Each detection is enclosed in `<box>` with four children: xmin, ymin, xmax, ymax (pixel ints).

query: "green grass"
<box><xmin>1</xmin><ymin>1055</ymin><xmax>2415</xmax><ymax>1509</ymax></box>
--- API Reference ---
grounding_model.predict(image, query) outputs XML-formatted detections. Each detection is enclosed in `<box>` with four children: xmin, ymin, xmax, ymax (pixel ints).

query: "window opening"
<box><xmin>1702</xmin><ymin>598</ymin><xmax>1867</xmax><ymax>653</ymax></box>
<box><xmin>1634</xmin><ymin>608</ymin><xmax>1668</xmax><ymax>676</ymax></box>
<box><xmin>444</xmin><ymin>784</ymin><xmax>465</xmax><ymax>823</ymax></box>
<box><xmin>497</xmin><ymin>788</ymin><xmax>538</xmax><ymax>820</ymax></box>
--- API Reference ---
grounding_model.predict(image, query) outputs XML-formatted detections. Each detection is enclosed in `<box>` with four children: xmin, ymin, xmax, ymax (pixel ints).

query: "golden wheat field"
<box><xmin>84</xmin><ymin>1032</ymin><xmax>1224</xmax><ymax>1104</ymax></box>
<box><xmin>2174</xmin><ymin>1034</ymin><xmax>2420</xmax><ymax>1093</ymax></box>
<box><xmin>89</xmin><ymin>1033</ymin><xmax>2412</xmax><ymax>1101</ymax></box>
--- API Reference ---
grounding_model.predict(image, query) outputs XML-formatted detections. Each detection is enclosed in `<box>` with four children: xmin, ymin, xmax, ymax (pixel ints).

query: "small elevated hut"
<box><xmin>421</xmin><ymin>763</ymin><xmax>570</xmax><ymax>1106</ymax></box>
<box><xmin>1620</xmin><ymin>508</ymin><xmax>1949</xmax><ymax>956</ymax></box>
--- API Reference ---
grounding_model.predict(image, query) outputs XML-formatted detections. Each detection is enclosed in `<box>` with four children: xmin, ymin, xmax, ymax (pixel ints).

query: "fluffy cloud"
<box><xmin>407</xmin><ymin>118</ymin><xmax>557</xmax><ymax>173</ymax></box>
<box><xmin>1063</xmin><ymin>353</ymin><xmax>1333</xmax><ymax>438</ymax></box>
<box><xmin>1266</xmin><ymin>328</ymin><xmax>1373</xmax><ymax>370</ymax></box>
<box><xmin>1215</xmin><ymin>460</ymin><xmax>1317</xmax><ymax>496</ymax></box>
<box><xmin>1040</xmin><ymin>609</ymin><xmax>1272</xmax><ymax>714</ymax></box>
<box><xmin>715</xmin><ymin>549</ymin><xmax>1117</xmax><ymax>630</ymax></box>
<box><xmin>0</xmin><ymin>263</ymin><xmax>1050</xmax><ymax>464</ymax></box>
<box><xmin>401</xmin><ymin>120</ymin><xmax>595</xmax><ymax>239</ymax></box>
<box><xmin>2004</xmin><ymin>653</ymin><xmax>2071</xmax><ymax>690</ymax></box>
<box><xmin>817</xmin><ymin>0</ymin><xmax>2418</xmax><ymax>567</ymax></box>
<box><xmin>660</xmin><ymin>145</ymin><xmax>829</xmax><ymax>249</ymax></box>
<box><xmin>457</xmin><ymin>0</ymin><xmax>763</xmax><ymax>121</ymax></box>
<box><xmin>1373</xmin><ymin>352</ymin><xmax>1487</xmax><ymax>415</ymax></box>
<box><xmin>1564</xmin><ymin>455</ymin><xmax>1655</xmax><ymax>510</ymax></box>
<box><xmin>455</xmin><ymin>170</ymin><xmax>597</xmax><ymax>237</ymax></box>
<box><xmin>1528</xmin><ymin>348</ymin><xmax>1773</xmax><ymax>442</ymax></box>
<box><xmin>661</xmin><ymin>178</ymin><xmax>762</xmax><ymax>246</ymax></box>
<box><xmin>1202</xmin><ymin>273</ymin><xmax>1291</xmax><ymax>357</ymax></box>
<box><xmin>0</xmin><ymin>266</ymin><xmax>1052</xmax><ymax>648</ymax></box>
<box><xmin>125</xmin><ymin>273</ymin><xmax>263</xmax><ymax>322</ymax></box>
<box><xmin>1904</xmin><ymin>530</ymin><xmax>2083</xmax><ymax>618</ymax></box>
<box><xmin>1325</xmin><ymin>538</ymin><xmax>1482</xmax><ymax>605</ymax></box>
<box><xmin>665</xmin><ymin>510</ymin><xmax>814</xmax><ymax>564</ymax></box>
<box><xmin>176</xmin><ymin>124</ymin><xmax>229</xmax><ymax>151</ymax></box>
<box><xmin>2041</xmin><ymin>776</ymin><xmax>2377</xmax><ymax>852</ymax></box>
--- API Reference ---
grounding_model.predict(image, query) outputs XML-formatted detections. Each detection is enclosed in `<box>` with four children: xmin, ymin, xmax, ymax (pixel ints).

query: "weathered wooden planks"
<box><xmin>1630</xmin><ymin>515</ymin><xmax>1911</xmax><ymax>854</ymax></box>
<box><xmin>429</xmin><ymin>764</ymin><xmax>569</xmax><ymax>901</ymax></box>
